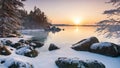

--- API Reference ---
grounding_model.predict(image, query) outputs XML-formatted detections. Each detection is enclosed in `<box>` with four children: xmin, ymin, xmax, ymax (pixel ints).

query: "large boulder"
<box><xmin>55</xmin><ymin>57</ymin><xmax>105</xmax><ymax>68</ymax></box>
<box><xmin>0</xmin><ymin>57</ymin><xmax>33</xmax><ymax>68</ymax></box>
<box><xmin>72</xmin><ymin>37</ymin><xmax>99</xmax><ymax>51</ymax></box>
<box><xmin>90</xmin><ymin>42</ymin><xmax>120</xmax><ymax>57</ymax></box>
<box><xmin>0</xmin><ymin>46</ymin><xmax>11</xmax><ymax>55</ymax></box>
<box><xmin>16</xmin><ymin>46</ymin><xmax>38</xmax><ymax>57</ymax></box>
<box><xmin>48</xmin><ymin>43</ymin><xmax>60</xmax><ymax>51</ymax></box>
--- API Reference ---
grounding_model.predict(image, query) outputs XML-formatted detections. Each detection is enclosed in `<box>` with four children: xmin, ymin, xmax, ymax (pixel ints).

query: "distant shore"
<box><xmin>52</xmin><ymin>24</ymin><xmax>98</xmax><ymax>27</ymax></box>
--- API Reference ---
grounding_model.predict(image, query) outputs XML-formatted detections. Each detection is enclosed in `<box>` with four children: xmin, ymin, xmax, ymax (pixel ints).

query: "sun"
<box><xmin>73</xmin><ymin>18</ymin><xmax>82</xmax><ymax>25</ymax></box>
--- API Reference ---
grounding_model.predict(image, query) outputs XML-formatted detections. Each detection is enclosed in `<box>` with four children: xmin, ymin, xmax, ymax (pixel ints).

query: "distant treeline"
<box><xmin>20</xmin><ymin>6</ymin><xmax>51</xmax><ymax>29</ymax></box>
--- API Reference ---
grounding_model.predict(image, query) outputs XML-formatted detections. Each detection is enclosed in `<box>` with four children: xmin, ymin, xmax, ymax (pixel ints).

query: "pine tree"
<box><xmin>96</xmin><ymin>0</ymin><xmax>120</xmax><ymax>38</ymax></box>
<box><xmin>0</xmin><ymin>0</ymin><xmax>25</xmax><ymax>37</ymax></box>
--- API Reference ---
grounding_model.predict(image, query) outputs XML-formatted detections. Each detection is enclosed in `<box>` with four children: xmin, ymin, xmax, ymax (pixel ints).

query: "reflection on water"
<box><xmin>22</xmin><ymin>30</ymin><xmax>49</xmax><ymax>42</ymax></box>
<box><xmin>22</xmin><ymin>26</ymin><xmax>120</xmax><ymax>51</ymax></box>
<box><xmin>47</xmin><ymin>26</ymin><xmax>120</xmax><ymax>46</ymax></box>
<box><xmin>74</xmin><ymin>26</ymin><xmax>79</xmax><ymax>32</ymax></box>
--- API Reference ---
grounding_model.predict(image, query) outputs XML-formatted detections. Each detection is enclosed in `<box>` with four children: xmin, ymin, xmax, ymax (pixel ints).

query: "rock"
<box><xmin>7</xmin><ymin>34</ymin><xmax>17</xmax><ymax>37</ymax></box>
<box><xmin>45</xmin><ymin>26</ymin><xmax>61</xmax><ymax>32</ymax></box>
<box><xmin>19</xmin><ymin>39</ymin><xmax>26</xmax><ymax>43</ymax></box>
<box><xmin>72</xmin><ymin>39</ymin><xmax>87</xmax><ymax>46</ymax></box>
<box><xmin>1</xmin><ymin>39</ymin><xmax>12</xmax><ymax>46</ymax></box>
<box><xmin>18</xmin><ymin>39</ymin><xmax>29</xmax><ymax>44</ymax></box>
<box><xmin>0</xmin><ymin>46</ymin><xmax>11</xmax><ymax>55</ymax></box>
<box><xmin>31</xmin><ymin>41</ymin><xmax>44</xmax><ymax>48</ymax></box>
<box><xmin>16</xmin><ymin>46</ymin><xmax>38</xmax><ymax>57</ymax></box>
<box><xmin>18</xmin><ymin>39</ymin><xmax>44</xmax><ymax>48</ymax></box>
<box><xmin>55</xmin><ymin>57</ymin><xmax>105</xmax><ymax>68</ymax></box>
<box><xmin>72</xmin><ymin>37</ymin><xmax>99</xmax><ymax>51</ymax></box>
<box><xmin>48</xmin><ymin>43</ymin><xmax>59</xmax><ymax>51</ymax></box>
<box><xmin>24</xmin><ymin>50</ymin><xmax>38</xmax><ymax>57</ymax></box>
<box><xmin>117</xmin><ymin>45</ymin><xmax>120</xmax><ymax>54</ymax></box>
<box><xmin>5</xmin><ymin>40</ymin><xmax>12</xmax><ymax>46</ymax></box>
<box><xmin>11</xmin><ymin>43</ymin><xmax>22</xmax><ymax>49</ymax></box>
<box><xmin>0</xmin><ymin>57</ymin><xmax>33</xmax><ymax>68</ymax></box>
<box><xmin>90</xmin><ymin>42</ymin><xmax>120</xmax><ymax>57</ymax></box>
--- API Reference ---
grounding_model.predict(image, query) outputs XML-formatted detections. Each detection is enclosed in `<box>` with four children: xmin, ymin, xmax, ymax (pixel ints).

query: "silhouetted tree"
<box><xmin>0</xmin><ymin>0</ymin><xmax>25</xmax><ymax>37</ymax></box>
<box><xmin>29</xmin><ymin>6</ymin><xmax>48</xmax><ymax>24</ymax></box>
<box><xmin>96</xmin><ymin>0</ymin><xmax>120</xmax><ymax>38</ymax></box>
<box><xmin>19</xmin><ymin>9</ymin><xmax>28</xmax><ymax>18</ymax></box>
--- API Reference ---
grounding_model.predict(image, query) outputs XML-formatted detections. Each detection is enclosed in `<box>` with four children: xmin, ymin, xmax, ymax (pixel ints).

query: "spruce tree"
<box><xmin>0</xmin><ymin>0</ymin><xmax>25</xmax><ymax>37</ymax></box>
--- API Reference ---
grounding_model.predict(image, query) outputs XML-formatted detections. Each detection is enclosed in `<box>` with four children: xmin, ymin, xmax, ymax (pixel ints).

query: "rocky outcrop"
<box><xmin>55</xmin><ymin>57</ymin><xmax>105</xmax><ymax>68</ymax></box>
<box><xmin>90</xmin><ymin>42</ymin><xmax>120</xmax><ymax>57</ymax></box>
<box><xmin>48</xmin><ymin>43</ymin><xmax>59</xmax><ymax>51</ymax></box>
<box><xmin>0</xmin><ymin>57</ymin><xmax>33</xmax><ymax>68</ymax></box>
<box><xmin>72</xmin><ymin>37</ymin><xmax>99</xmax><ymax>51</ymax></box>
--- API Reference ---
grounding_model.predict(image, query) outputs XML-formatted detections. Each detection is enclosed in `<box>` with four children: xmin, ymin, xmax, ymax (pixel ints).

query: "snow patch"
<box><xmin>16</xmin><ymin>46</ymin><xmax>33</xmax><ymax>55</ymax></box>
<box><xmin>0</xmin><ymin>57</ymin><xmax>33</xmax><ymax>68</ymax></box>
<box><xmin>90</xmin><ymin>42</ymin><xmax>112</xmax><ymax>49</ymax></box>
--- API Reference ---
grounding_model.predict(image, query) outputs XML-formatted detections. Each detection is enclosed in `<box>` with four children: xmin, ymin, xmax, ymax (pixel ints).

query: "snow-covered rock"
<box><xmin>18</xmin><ymin>39</ymin><xmax>27</xmax><ymax>44</ymax></box>
<box><xmin>55</xmin><ymin>57</ymin><xmax>105</xmax><ymax>68</ymax></box>
<box><xmin>30</xmin><ymin>41</ymin><xmax>44</xmax><ymax>48</ymax></box>
<box><xmin>18</xmin><ymin>39</ymin><xmax>44</xmax><ymax>48</ymax></box>
<box><xmin>48</xmin><ymin>43</ymin><xmax>60</xmax><ymax>51</ymax></box>
<box><xmin>1</xmin><ymin>39</ymin><xmax>12</xmax><ymax>46</ymax></box>
<box><xmin>11</xmin><ymin>42</ymin><xmax>22</xmax><ymax>49</ymax></box>
<box><xmin>16</xmin><ymin>46</ymin><xmax>38</xmax><ymax>57</ymax></box>
<box><xmin>90</xmin><ymin>42</ymin><xmax>112</xmax><ymax>49</ymax></box>
<box><xmin>90</xmin><ymin>42</ymin><xmax>120</xmax><ymax>57</ymax></box>
<box><xmin>5</xmin><ymin>40</ymin><xmax>12</xmax><ymax>46</ymax></box>
<box><xmin>0</xmin><ymin>57</ymin><xmax>33</xmax><ymax>68</ymax></box>
<box><xmin>72</xmin><ymin>37</ymin><xmax>99</xmax><ymax>51</ymax></box>
<box><xmin>0</xmin><ymin>46</ymin><xmax>11</xmax><ymax>55</ymax></box>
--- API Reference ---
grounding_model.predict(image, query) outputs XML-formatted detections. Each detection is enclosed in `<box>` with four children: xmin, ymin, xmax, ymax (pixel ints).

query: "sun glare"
<box><xmin>73</xmin><ymin>18</ymin><xmax>82</xmax><ymax>25</ymax></box>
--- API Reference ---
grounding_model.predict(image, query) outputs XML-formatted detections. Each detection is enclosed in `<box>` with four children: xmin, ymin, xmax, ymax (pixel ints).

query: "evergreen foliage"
<box><xmin>96</xmin><ymin>0</ymin><xmax>120</xmax><ymax>38</ymax></box>
<box><xmin>0</xmin><ymin>0</ymin><xmax>25</xmax><ymax>37</ymax></box>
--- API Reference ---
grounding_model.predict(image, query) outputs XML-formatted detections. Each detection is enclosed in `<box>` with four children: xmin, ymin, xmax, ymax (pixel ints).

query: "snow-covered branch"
<box><xmin>96</xmin><ymin>0</ymin><xmax>120</xmax><ymax>38</ymax></box>
<box><xmin>103</xmin><ymin>8</ymin><xmax>120</xmax><ymax>16</ymax></box>
<box><xmin>107</xmin><ymin>0</ymin><xmax>120</xmax><ymax>6</ymax></box>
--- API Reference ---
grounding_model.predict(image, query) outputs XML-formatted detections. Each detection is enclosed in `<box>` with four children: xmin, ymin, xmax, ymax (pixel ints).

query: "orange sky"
<box><xmin>24</xmin><ymin>0</ymin><xmax>113</xmax><ymax>25</ymax></box>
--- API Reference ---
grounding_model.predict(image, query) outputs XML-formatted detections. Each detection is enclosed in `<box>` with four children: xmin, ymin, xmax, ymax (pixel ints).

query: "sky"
<box><xmin>23</xmin><ymin>0</ymin><xmax>113</xmax><ymax>25</ymax></box>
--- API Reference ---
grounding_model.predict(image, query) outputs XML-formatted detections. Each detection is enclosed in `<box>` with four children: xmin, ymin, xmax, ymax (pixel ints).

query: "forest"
<box><xmin>0</xmin><ymin>0</ymin><xmax>50</xmax><ymax>37</ymax></box>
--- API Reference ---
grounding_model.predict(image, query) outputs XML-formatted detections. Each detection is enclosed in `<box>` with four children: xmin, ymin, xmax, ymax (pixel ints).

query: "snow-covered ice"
<box><xmin>0</xmin><ymin>35</ymin><xmax>120</xmax><ymax>68</ymax></box>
